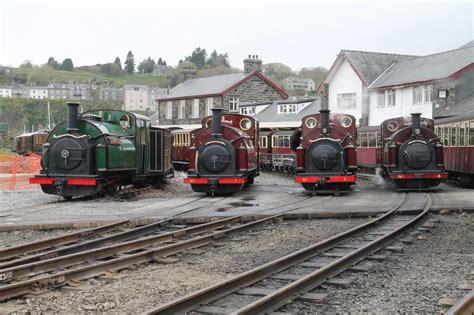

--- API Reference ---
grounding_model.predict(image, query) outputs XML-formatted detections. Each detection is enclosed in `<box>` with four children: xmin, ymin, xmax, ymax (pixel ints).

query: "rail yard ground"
<box><xmin>0</xmin><ymin>172</ymin><xmax>472</xmax><ymax>313</ymax></box>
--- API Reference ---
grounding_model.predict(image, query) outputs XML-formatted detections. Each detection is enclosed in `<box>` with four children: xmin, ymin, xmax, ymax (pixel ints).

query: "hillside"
<box><xmin>0</xmin><ymin>66</ymin><xmax>170</xmax><ymax>87</ymax></box>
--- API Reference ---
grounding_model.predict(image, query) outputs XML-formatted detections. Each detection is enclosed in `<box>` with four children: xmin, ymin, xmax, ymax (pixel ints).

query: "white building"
<box><xmin>367</xmin><ymin>46</ymin><xmax>474</xmax><ymax>125</ymax></box>
<box><xmin>319</xmin><ymin>50</ymin><xmax>416</xmax><ymax>125</ymax></box>
<box><xmin>284</xmin><ymin>77</ymin><xmax>315</xmax><ymax>91</ymax></box>
<box><xmin>0</xmin><ymin>87</ymin><xmax>11</xmax><ymax>97</ymax></box>
<box><xmin>30</xmin><ymin>86</ymin><xmax>48</xmax><ymax>99</ymax></box>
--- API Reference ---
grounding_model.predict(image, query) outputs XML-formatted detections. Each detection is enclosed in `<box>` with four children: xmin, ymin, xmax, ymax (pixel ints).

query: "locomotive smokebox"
<box><xmin>411</xmin><ymin>113</ymin><xmax>421</xmax><ymax>136</ymax></box>
<box><xmin>66</xmin><ymin>102</ymin><xmax>80</xmax><ymax>133</ymax></box>
<box><xmin>320</xmin><ymin>109</ymin><xmax>330</xmax><ymax>135</ymax></box>
<box><xmin>211</xmin><ymin>107</ymin><xmax>223</xmax><ymax>137</ymax></box>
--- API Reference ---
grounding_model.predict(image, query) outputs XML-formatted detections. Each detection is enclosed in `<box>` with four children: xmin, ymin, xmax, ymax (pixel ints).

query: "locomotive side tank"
<box><xmin>30</xmin><ymin>102</ymin><xmax>173</xmax><ymax>199</ymax></box>
<box><xmin>294</xmin><ymin>109</ymin><xmax>357</xmax><ymax>194</ymax></box>
<box><xmin>381</xmin><ymin>113</ymin><xmax>447</xmax><ymax>190</ymax></box>
<box><xmin>184</xmin><ymin>108</ymin><xmax>259</xmax><ymax>196</ymax></box>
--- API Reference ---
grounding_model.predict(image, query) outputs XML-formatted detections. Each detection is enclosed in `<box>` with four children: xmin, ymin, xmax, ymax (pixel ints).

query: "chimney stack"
<box><xmin>243</xmin><ymin>55</ymin><xmax>262</xmax><ymax>74</ymax></box>
<box><xmin>66</xmin><ymin>102</ymin><xmax>80</xmax><ymax>133</ymax></box>
<box><xmin>411</xmin><ymin>113</ymin><xmax>421</xmax><ymax>136</ymax></box>
<box><xmin>211</xmin><ymin>108</ymin><xmax>223</xmax><ymax>137</ymax></box>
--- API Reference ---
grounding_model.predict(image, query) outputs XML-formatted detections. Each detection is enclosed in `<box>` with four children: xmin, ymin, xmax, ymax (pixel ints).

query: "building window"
<box><xmin>205</xmin><ymin>98</ymin><xmax>213</xmax><ymax>116</ymax></box>
<box><xmin>377</xmin><ymin>91</ymin><xmax>385</xmax><ymax>108</ymax></box>
<box><xmin>278</xmin><ymin>104</ymin><xmax>297</xmax><ymax>114</ymax></box>
<box><xmin>241</xmin><ymin>106</ymin><xmax>255</xmax><ymax>115</ymax></box>
<box><xmin>425</xmin><ymin>84</ymin><xmax>433</xmax><ymax>103</ymax></box>
<box><xmin>178</xmin><ymin>100</ymin><xmax>186</xmax><ymax>119</ymax></box>
<box><xmin>387</xmin><ymin>90</ymin><xmax>396</xmax><ymax>107</ymax></box>
<box><xmin>166</xmin><ymin>101</ymin><xmax>172</xmax><ymax>119</ymax></box>
<box><xmin>337</xmin><ymin>93</ymin><xmax>357</xmax><ymax>109</ymax></box>
<box><xmin>229</xmin><ymin>97</ymin><xmax>239</xmax><ymax>112</ymax></box>
<box><xmin>413</xmin><ymin>86</ymin><xmax>423</xmax><ymax>104</ymax></box>
<box><xmin>192</xmin><ymin>99</ymin><xmax>200</xmax><ymax>118</ymax></box>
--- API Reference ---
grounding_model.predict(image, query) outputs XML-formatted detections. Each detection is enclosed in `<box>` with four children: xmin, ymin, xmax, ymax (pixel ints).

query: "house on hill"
<box><xmin>155</xmin><ymin>56</ymin><xmax>288</xmax><ymax>128</ymax></box>
<box><xmin>319</xmin><ymin>50</ymin><xmax>417</xmax><ymax>125</ymax></box>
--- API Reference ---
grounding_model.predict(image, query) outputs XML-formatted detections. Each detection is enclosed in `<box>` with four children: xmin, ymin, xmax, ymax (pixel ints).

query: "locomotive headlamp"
<box><xmin>322</xmin><ymin>127</ymin><xmax>328</xmax><ymax>134</ymax></box>
<box><xmin>415</xmin><ymin>128</ymin><xmax>421</xmax><ymax>135</ymax></box>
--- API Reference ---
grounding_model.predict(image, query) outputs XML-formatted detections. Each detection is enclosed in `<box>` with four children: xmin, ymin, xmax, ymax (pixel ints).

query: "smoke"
<box><xmin>373</xmin><ymin>167</ymin><xmax>387</xmax><ymax>187</ymax></box>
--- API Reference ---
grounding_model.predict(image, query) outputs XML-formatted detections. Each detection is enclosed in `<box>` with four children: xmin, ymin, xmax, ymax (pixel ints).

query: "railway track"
<box><xmin>0</xmin><ymin>194</ymin><xmax>327</xmax><ymax>301</ymax></box>
<box><xmin>145</xmin><ymin>193</ymin><xmax>434</xmax><ymax>314</ymax></box>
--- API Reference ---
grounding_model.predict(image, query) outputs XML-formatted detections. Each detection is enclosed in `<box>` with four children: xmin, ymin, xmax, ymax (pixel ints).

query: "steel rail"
<box><xmin>145</xmin><ymin>193</ymin><xmax>415</xmax><ymax>315</ymax></box>
<box><xmin>0</xmin><ymin>195</ymin><xmax>208</xmax><ymax>262</ymax></box>
<box><xmin>0</xmin><ymin>195</ymin><xmax>323</xmax><ymax>301</ymax></box>
<box><xmin>446</xmin><ymin>290</ymin><xmax>474</xmax><ymax>315</ymax></box>
<box><xmin>0</xmin><ymin>211</ymin><xmax>288</xmax><ymax>301</ymax></box>
<box><xmin>0</xmin><ymin>192</ymin><xmax>306</xmax><ymax>269</ymax></box>
<box><xmin>235</xmin><ymin>194</ymin><xmax>433</xmax><ymax>314</ymax></box>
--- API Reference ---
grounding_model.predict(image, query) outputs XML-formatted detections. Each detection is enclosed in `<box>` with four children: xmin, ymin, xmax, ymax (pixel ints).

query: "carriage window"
<box><xmin>368</xmin><ymin>133</ymin><xmax>376</xmax><ymax>147</ymax></box>
<box><xmin>451</xmin><ymin>126</ymin><xmax>457</xmax><ymax>146</ymax></box>
<box><xmin>259</xmin><ymin>136</ymin><xmax>268</xmax><ymax>148</ymax></box>
<box><xmin>459</xmin><ymin>127</ymin><xmax>465</xmax><ymax>146</ymax></box>
<box><xmin>376</xmin><ymin>132</ymin><xmax>381</xmax><ymax>147</ymax></box>
<box><xmin>275</xmin><ymin>136</ymin><xmax>290</xmax><ymax>148</ymax></box>
<box><xmin>469</xmin><ymin>122</ymin><xmax>474</xmax><ymax>146</ymax></box>
<box><xmin>361</xmin><ymin>133</ymin><xmax>368</xmax><ymax>147</ymax></box>
<box><xmin>444</xmin><ymin>127</ymin><xmax>449</xmax><ymax>146</ymax></box>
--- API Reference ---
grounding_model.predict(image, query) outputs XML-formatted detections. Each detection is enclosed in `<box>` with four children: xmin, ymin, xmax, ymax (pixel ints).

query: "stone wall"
<box><xmin>222</xmin><ymin>75</ymin><xmax>285</xmax><ymax>111</ymax></box>
<box><xmin>158</xmin><ymin>96</ymin><xmax>221</xmax><ymax>126</ymax></box>
<box><xmin>158</xmin><ymin>73</ymin><xmax>285</xmax><ymax>126</ymax></box>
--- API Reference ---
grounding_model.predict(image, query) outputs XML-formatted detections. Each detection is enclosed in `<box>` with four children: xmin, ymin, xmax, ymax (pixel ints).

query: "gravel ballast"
<box><xmin>0</xmin><ymin>217</ymin><xmax>367</xmax><ymax>313</ymax></box>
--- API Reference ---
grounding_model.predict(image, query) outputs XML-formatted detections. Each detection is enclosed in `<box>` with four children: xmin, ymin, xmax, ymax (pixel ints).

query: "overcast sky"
<box><xmin>0</xmin><ymin>0</ymin><xmax>472</xmax><ymax>70</ymax></box>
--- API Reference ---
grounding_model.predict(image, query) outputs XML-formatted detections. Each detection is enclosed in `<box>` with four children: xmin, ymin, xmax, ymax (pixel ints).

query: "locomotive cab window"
<box><xmin>119</xmin><ymin>114</ymin><xmax>131</xmax><ymax>129</ymax></box>
<box><xmin>469</xmin><ymin>121</ymin><xmax>474</xmax><ymax>146</ymax></box>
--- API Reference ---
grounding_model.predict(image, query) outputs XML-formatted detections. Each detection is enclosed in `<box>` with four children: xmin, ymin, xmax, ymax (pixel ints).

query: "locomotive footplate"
<box><xmin>294</xmin><ymin>175</ymin><xmax>356</xmax><ymax>184</ymax></box>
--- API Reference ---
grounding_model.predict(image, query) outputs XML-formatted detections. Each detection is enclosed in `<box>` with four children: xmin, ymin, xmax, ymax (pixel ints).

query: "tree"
<box><xmin>114</xmin><ymin>57</ymin><xmax>122</xmax><ymax>71</ymax></box>
<box><xmin>124</xmin><ymin>51</ymin><xmax>135</xmax><ymax>74</ymax></box>
<box><xmin>157</xmin><ymin>57</ymin><xmax>163</xmax><ymax>66</ymax></box>
<box><xmin>20</xmin><ymin>60</ymin><xmax>34</xmax><ymax>69</ymax></box>
<box><xmin>100</xmin><ymin>63</ymin><xmax>121</xmax><ymax>76</ymax></box>
<box><xmin>298</xmin><ymin>66</ymin><xmax>328</xmax><ymax>88</ymax></box>
<box><xmin>263</xmin><ymin>63</ymin><xmax>293</xmax><ymax>80</ymax></box>
<box><xmin>47</xmin><ymin>57</ymin><xmax>60</xmax><ymax>69</ymax></box>
<box><xmin>137</xmin><ymin>57</ymin><xmax>156</xmax><ymax>73</ymax></box>
<box><xmin>185</xmin><ymin>47</ymin><xmax>207</xmax><ymax>69</ymax></box>
<box><xmin>206</xmin><ymin>50</ymin><xmax>230</xmax><ymax>68</ymax></box>
<box><xmin>61</xmin><ymin>58</ymin><xmax>74</xmax><ymax>71</ymax></box>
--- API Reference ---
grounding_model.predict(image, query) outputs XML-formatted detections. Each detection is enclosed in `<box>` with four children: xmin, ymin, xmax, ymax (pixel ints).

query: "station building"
<box><xmin>319</xmin><ymin>41</ymin><xmax>474</xmax><ymax>126</ymax></box>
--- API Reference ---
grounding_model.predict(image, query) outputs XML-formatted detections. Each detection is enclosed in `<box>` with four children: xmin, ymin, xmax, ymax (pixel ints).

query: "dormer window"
<box><xmin>278</xmin><ymin>104</ymin><xmax>297</xmax><ymax>114</ymax></box>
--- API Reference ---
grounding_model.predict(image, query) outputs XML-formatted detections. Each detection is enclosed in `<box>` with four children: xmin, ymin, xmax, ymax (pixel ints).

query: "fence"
<box><xmin>0</xmin><ymin>154</ymin><xmax>42</xmax><ymax>191</ymax></box>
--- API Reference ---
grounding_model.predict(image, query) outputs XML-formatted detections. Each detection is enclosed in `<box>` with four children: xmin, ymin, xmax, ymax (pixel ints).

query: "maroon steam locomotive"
<box><xmin>378</xmin><ymin>113</ymin><xmax>447</xmax><ymax>190</ymax></box>
<box><xmin>184</xmin><ymin>108</ymin><xmax>259</xmax><ymax>195</ymax></box>
<box><xmin>294</xmin><ymin>109</ymin><xmax>357</xmax><ymax>194</ymax></box>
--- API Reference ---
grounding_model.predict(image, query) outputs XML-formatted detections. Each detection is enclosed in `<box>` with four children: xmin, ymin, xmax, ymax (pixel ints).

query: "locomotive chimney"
<box><xmin>320</xmin><ymin>109</ymin><xmax>330</xmax><ymax>135</ymax></box>
<box><xmin>66</xmin><ymin>102</ymin><xmax>80</xmax><ymax>133</ymax></box>
<box><xmin>211</xmin><ymin>107</ymin><xmax>223</xmax><ymax>136</ymax></box>
<box><xmin>411</xmin><ymin>113</ymin><xmax>421</xmax><ymax>136</ymax></box>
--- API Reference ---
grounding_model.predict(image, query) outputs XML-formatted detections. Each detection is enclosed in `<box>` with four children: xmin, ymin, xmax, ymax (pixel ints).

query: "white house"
<box><xmin>320</xmin><ymin>42</ymin><xmax>474</xmax><ymax>126</ymax></box>
<box><xmin>319</xmin><ymin>50</ymin><xmax>416</xmax><ymax>125</ymax></box>
<box><xmin>0</xmin><ymin>87</ymin><xmax>11</xmax><ymax>97</ymax></box>
<box><xmin>367</xmin><ymin>45</ymin><xmax>474</xmax><ymax>125</ymax></box>
<box><xmin>30</xmin><ymin>86</ymin><xmax>48</xmax><ymax>99</ymax></box>
<box><xmin>285</xmin><ymin>77</ymin><xmax>315</xmax><ymax>91</ymax></box>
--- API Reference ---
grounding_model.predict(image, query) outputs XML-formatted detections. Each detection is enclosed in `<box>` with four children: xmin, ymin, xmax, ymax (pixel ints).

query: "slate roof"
<box><xmin>342</xmin><ymin>50</ymin><xmax>417</xmax><ymax>86</ymax></box>
<box><xmin>459</xmin><ymin>40</ymin><xmax>474</xmax><ymax>49</ymax></box>
<box><xmin>433</xmin><ymin>93</ymin><xmax>474</xmax><ymax>118</ymax></box>
<box><xmin>369</xmin><ymin>46</ymin><xmax>474</xmax><ymax>89</ymax></box>
<box><xmin>158</xmin><ymin>72</ymin><xmax>288</xmax><ymax>101</ymax></box>
<box><xmin>255</xmin><ymin>98</ymin><xmax>321</xmax><ymax>123</ymax></box>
